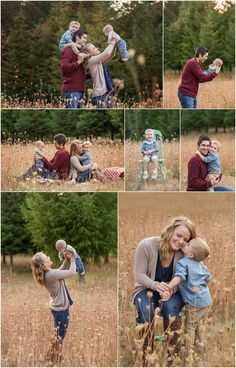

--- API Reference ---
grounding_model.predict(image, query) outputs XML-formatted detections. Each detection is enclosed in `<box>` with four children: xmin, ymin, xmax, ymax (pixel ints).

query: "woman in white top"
<box><xmin>83</xmin><ymin>34</ymin><xmax>118</xmax><ymax>108</ymax></box>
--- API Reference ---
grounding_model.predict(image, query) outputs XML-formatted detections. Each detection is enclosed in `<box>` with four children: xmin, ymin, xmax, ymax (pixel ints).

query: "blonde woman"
<box><xmin>69</xmin><ymin>140</ymin><xmax>95</xmax><ymax>183</ymax></box>
<box><xmin>31</xmin><ymin>252</ymin><xmax>76</xmax><ymax>364</ymax></box>
<box><xmin>133</xmin><ymin>216</ymin><xmax>197</xmax><ymax>362</ymax></box>
<box><xmin>83</xmin><ymin>33</ymin><xmax>118</xmax><ymax>108</ymax></box>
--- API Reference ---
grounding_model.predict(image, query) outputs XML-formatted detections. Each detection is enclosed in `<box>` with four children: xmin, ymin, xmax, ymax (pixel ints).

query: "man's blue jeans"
<box><xmin>76</xmin><ymin>170</ymin><xmax>91</xmax><ymax>183</ymax></box>
<box><xmin>63</xmin><ymin>92</ymin><xmax>85</xmax><ymax>109</ymax></box>
<box><xmin>134</xmin><ymin>289</ymin><xmax>184</xmax><ymax>323</ymax></box>
<box><xmin>214</xmin><ymin>185</ymin><xmax>235</xmax><ymax>192</ymax></box>
<box><xmin>178</xmin><ymin>91</ymin><xmax>197</xmax><ymax>109</ymax></box>
<box><xmin>51</xmin><ymin>308</ymin><xmax>69</xmax><ymax>340</ymax></box>
<box><xmin>92</xmin><ymin>93</ymin><xmax>112</xmax><ymax>108</ymax></box>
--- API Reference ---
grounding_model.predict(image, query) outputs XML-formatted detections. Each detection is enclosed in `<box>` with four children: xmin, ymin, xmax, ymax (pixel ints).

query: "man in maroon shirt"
<box><xmin>61</xmin><ymin>29</ymin><xmax>88</xmax><ymax>109</ymax></box>
<box><xmin>187</xmin><ymin>135</ymin><xmax>219</xmax><ymax>191</ymax></box>
<box><xmin>36</xmin><ymin>134</ymin><xmax>70</xmax><ymax>180</ymax></box>
<box><xmin>178</xmin><ymin>47</ymin><xmax>221</xmax><ymax>108</ymax></box>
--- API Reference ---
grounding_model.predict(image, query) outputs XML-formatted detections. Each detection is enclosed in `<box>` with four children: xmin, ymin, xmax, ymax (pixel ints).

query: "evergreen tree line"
<box><xmin>1</xmin><ymin>192</ymin><xmax>117</xmax><ymax>271</ymax></box>
<box><xmin>1</xmin><ymin>110</ymin><xmax>124</xmax><ymax>142</ymax></box>
<box><xmin>1</xmin><ymin>1</ymin><xmax>162</xmax><ymax>101</ymax></box>
<box><xmin>125</xmin><ymin>110</ymin><xmax>234</xmax><ymax>141</ymax></box>
<box><xmin>164</xmin><ymin>1</ymin><xmax>235</xmax><ymax>71</ymax></box>
<box><xmin>125</xmin><ymin>110</ymin><xmax>179</xmax><ymax>141</ymax></box>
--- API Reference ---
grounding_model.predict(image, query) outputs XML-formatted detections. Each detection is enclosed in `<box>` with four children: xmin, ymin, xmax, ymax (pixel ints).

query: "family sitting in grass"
<box><xmin>18</xmin><ymin>133</ymin><xmax>124</xmax><ymax>184</ymax></box>
<box><xmin>59</xmin><ymin>20</ymin><xmax>129</xmax><ymax>109</ymax></box>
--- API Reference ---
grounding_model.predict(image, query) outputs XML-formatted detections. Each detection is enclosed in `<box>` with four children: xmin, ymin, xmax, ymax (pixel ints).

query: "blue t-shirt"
<box><xmin>204</xmin><ymin>152</ymin><xmax>221</xmax><ymax>173</ymax></box>
<box><xmin>80</xmin><ymin>151</ymin><xmax>92</xmax><ymax>166</ymax></box>
<box><xmin>155</xmin><ymin>253</ymin><xmax>174</xmax><ymax>283</ymax></box>
<box><xmin>174</xmin><ymin>257</ymin><xmax>212</xmax><ymax>308</ymax></box>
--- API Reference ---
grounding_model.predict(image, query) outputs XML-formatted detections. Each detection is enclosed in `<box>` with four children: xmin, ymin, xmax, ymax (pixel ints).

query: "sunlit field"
<box><xmin>164</xmin><ymin>73</ymin><xmax>235</xmax><ymax>109</ymax></box>
<box><xmin>2</xmin><ymin>256</ymin><xmax>117</xmax><ymax>367</ymax></box>
<box><xmin>181</xmin><ymin>132</ymin><xmax>235</xmax><ymax>191</ymax></box>
<box><xmin>1</xmin><ymin>142</ymin><xmax>124</xmax><ymax>192</ymax></box>
<box><xmin>125</xmin><ymin>140</ymin><xmax>179</xmax><ymax>191</ymax></box>
<box><xmin>119</xmin><ymin>192</ymin><xmax>235</xmax><ymax>367</ymax></box>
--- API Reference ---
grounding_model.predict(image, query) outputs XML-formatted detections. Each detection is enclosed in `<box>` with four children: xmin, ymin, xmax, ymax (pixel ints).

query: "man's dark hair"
<box><xmin>54</xmin><ymin>133</ymin><xmax>66</xmax><ymax>146</ymax></box>
<box><xmin>72</xmin><ymin>29</ymin><xmax>87</xmax><ymax>42</ymax></box>
<box><xmin>195</xmin><ymin>47</ymin><xmax>208</xmax><ymax>57</ymax></box>
<box><xmin>197</xmin><ymin>134</ymin><xmax>211</xmax><ymax>146</ymax></box>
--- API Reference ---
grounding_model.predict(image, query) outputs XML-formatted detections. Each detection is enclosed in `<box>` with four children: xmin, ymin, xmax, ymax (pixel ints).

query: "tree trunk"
<box><xmin>2</xmin><ymin>255</ymin><xmax>6</xmax><ymax>264</ymax></box>
<box><xmin>104</xmin><ymin>254</ymin><xmax>109</xmax><ymax>264</ymax></box>
<box><xmin>9</xmin><ymin>254</ymin><xmax>13</xmax><ymax>273</ymax></box>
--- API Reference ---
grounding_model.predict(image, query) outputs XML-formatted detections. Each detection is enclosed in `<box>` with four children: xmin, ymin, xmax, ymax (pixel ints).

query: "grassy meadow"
<box><xmin>1</xmin><ymin>142</ymin><xmax>124</xmax><ymax>192</ymax></box>
<box><xmin>1</xmin><ymin>256</ymin><xmax>117</xmax><ymax>367</ymax></box>
<box><xmin>125</xmin><ymin>139</ymin><xmax>180</xmax><ymax>191</ymax></box>
<box><xmin>118</xmin><ymin>192</ymin><xmax>235</xmax><ymax>367</ymax></box>
<box><xmin>181</xmin><ymin>132</ymin><xmax>235</xmax><ymax>190</ymax></box>
<box><xmin>164</xmin><ymin>73</ymin><xmax>235</xmax><ymax>109</ymax></box>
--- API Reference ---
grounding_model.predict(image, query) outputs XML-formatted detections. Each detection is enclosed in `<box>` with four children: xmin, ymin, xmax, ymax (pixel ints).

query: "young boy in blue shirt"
<box><xmin>59</xmin><ymin>20</ymin><xmax>81</xmax><ymax>56</ymax></box>
<box><xmin>141</xmin><ymin>129</ymin><xmax>160</xmax><ymax>179</ymax></box>
<box><xmin>163</xmin><ymin>237</ymin><xmax>212</xmax><ymax>354</ymax></box>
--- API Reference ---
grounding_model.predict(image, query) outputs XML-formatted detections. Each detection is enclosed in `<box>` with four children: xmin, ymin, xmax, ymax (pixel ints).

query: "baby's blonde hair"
<box><xmin>213</xmin><ymin>58</ymin><xmax>223</xmax><ymax>67</ymax></box>
<box><xmin>35</xmin><ymin>140</ymin><xmax>44</xmax><ymax>148</ymax></box>
<box><xmin>69</xmin><ymin>20</ymin><xmax>80</xmax><ymax>28</ymax></box>
<box><xmin>189</xmin><ymin>237</ymin><xmax>210</xmax><ymax>262</ymax></box>
<box><xmin>55</xmin><ymin>239</ymin><xmax>66</xmax><ymax>250</ymax></box>
<box><xmin>145</xmin><ymin>129</ymin><xmax>154</xmax><ymax>136</ymax></box>
<box><xmin>103</xmin><ymin>24</ymin><xmax>113</xmax><ymax>34</ymax></box>
<box><xmin>83</xmin><ymin>141</ymin><xmax>92</xmax><ymax>147</ymax></box>
<box><xmin>211</xmin><ymin>140</ymin><xmax>221</xmax><ymax>151</ymax></box>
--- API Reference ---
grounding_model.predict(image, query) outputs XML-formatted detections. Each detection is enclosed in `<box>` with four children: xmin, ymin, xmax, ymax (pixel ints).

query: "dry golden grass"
<box><xmin>181</xmin><ymin>132</ymin><xmax>235</xmax><ymax>190</ymax></box>
<box><xmin>125</xmin><ymin>140</ymin><xmax>180</xmax><ymax>191</ymax></box>
<box><xmin>164</xmin><ymin>73</ymin><xmax>235</xmax><ymax>109</ymax></box>
<box><xmin>1</xmin><ymin>142</ymin><xmax>124</xmax><ymax>192</ymax></box>
<box><xmin>119</xmin><ymin>192</ymin><xmax>235</xmax><ymax>367</ymax></box>
<box><xmin>2</xmin><ymin>256</ymin><xmax>117</xmax><ymax>367</ymax></box>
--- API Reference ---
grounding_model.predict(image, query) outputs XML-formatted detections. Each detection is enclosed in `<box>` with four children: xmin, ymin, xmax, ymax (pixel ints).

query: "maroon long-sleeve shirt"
<box><xmin>178</xmin><ymin>58</ymin><xmax>217</xmax><ymax>98</ymax></box>
<box><xmin>43</xmin><ymin>148</ymin><xmax>70</xmax><ymax>180</ymax></box>
<box><xmin>187</xmin><ymin>153</ymin><xmax>212</xmax><ymax>191</ymax></box>
<box><xmin>61</xmin><ymin>48</ymin><xmax>86</xmax><ymax>92</ymax></box>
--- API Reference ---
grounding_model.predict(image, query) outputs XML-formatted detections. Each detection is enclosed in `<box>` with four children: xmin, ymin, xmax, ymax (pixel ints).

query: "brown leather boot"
<box><xmin>166</xmin><ymin>318</ymin><xmax>182</xmax><ymax>366</ymax></box>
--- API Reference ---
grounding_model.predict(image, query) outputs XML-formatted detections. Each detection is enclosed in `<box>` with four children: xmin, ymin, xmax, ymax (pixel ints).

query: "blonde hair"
<box><xmin>211</xmin><ymin>140</ymin><xmax>221</xmax><ymax>151</ymax></box>
<box><xmin>69</xmin><ymin>21</ymin><xmax>80</xmax><ymax>28</ymax></box>
<box><xmin>70</xmin><ymin>139</ymin><xmax>82</xmax><ymax>156</ymax></box>
<box><xmin>55</xmin><ymin>239</ymin><xmax>66</xmax><ymax>250</ymax></box>
<box><xmin>213</xmin><ymin>58</ymin><xmax>223</xmax><ymax>67</ymax></box>
<box><xmin>145</xmin><ymin>129</ymin><xmax>154</xmax><ymax>136</ymax></box>
<box><xmin>83</xmin><ymin>141</ymin><xmax>92</xmax><ymax>147</ymax></box>
<box><xmin>189</xmin><ymin>237</ymin><xmax>210</xmax><ymax>262</ymax></box>
<box><xmin>31</xmin><ymin>252</ymin><xmax>50</xmax><ymax>286</ymax></box>
<box><xmin>83</xmin><ymin>43</ymin><xmax>95</xmax><ymax>55</ymax></box>
<box><xmin>35</xmin><ymin>140</ymin><xmax>44</xmax><ymax>148</ymax></box>
<box><xmin>103</xmin><ymin>24</ymin><xmax>113</xmax><ymax>33</ymax></box>
<box><xmin>159</xmin><ymin>216</ymin><xmax>197</xmax><ymax>259</ymax></box>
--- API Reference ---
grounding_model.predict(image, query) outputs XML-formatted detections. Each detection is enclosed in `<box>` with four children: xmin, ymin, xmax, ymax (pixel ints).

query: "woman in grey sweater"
<box><xmin>133</xmin><ymin>216</ymin><xmax>197</xmax><ymax>363</ymax></box>
<box><xmin>84</xmin><ymin>34</ymin><xmax>118</xmax><ymax>108</ymax></box>
<box><xmin>31</xmin><ymin>251</ymin><xmax>76</xmax><ymax>365</ymax></box>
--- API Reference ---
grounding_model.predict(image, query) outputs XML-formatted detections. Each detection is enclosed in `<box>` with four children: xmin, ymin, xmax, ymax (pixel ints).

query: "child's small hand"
<box><xmin>160</xmin><ymin>290</ymin><xmax>172</xmax><ymax>301</ymax></box>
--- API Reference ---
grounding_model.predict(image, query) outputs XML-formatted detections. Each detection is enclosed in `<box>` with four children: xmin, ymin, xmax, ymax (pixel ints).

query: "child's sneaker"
<box><xmin>67</xmin><ymin>179</ymin><xmax>76</xmax><ymax>184</ymax></box>
<box><xmin>152</xmin><ymin>171</ymin><xmax>157</xmax><ymax>179</ymax></box>
<box><xmin>122</xmin><ymin>57</ymin><xmax>129</xmax><ymax>61</ymax></box>
<box><xmin>143</xmin><ymin>171</ymin><xmax>148</xmax><ymax>180</ymax></box>
<box><xmin>196</xmin><ymin>341</ymin><xmax>205</xmax><ymax>351</ymax></box>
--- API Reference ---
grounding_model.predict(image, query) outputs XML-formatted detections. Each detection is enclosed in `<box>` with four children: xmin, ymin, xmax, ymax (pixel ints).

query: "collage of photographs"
<box><xmin>1</xmin><ymin>1</ymin><xmax>235</xmax><ymax>368</ymax></box>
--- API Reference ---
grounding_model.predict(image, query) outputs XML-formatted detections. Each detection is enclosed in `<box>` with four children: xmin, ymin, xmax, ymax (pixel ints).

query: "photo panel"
<box><xmin>1</xmin><ymin>109</ymin><xmax>125</xmax><ymax>192</ymax></box>
<box><xmin>125</xmin><ymin>110</ymin><xmax>180</xmax><ymax>192</ymax></box>
<box><xmin>118</xmin><ymin>192</ymin><xmax>235</xmax><ymax>367</ymax></box>
<box><xmin>1</xmin><ymin>0</ymin><xmax>163</xmax><ymax>109</ymax></box>
<box><xmin>180</xmin><ymin>109</ymin><xmax>235</xmax><ymax>192</ymax></box>
<box><xmin>1</xmin><ymin>192</ymin><xmax>118</xmax><ymax>367</ymax></box>
<box><xmin>164</xmin><ymin>1</ymin><xmax>235</xmax><ymax>109</ymax></box>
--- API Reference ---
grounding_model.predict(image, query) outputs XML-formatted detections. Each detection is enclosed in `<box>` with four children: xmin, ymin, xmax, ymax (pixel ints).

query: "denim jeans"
<box><xmin>91</xmin><ymin>93</ymin><xmax>112</xmax><ymax>108</ymax></box>
<box><xmin>40</xmin><ymin>165</ymin><xmax>58</xmax><ymax>179</ymax></box>
<box><xmin>76</xmin><ymin>170</ymin><xmax>91</xmax><ymax>183</ymax></box>
<box><xmin>214</xmin><ymin>185</ymin><xmax>235</xmax><ymax>192</ymax></box>
<box><xmin>117</xmin><ymin>39</ymin><xmax>129</xmax><ymax>60</ymax></box>
<box><xmin>76</xmin><ymin>256</ymin><xmax>85</xmax><ymax>274</ymax></box>
<box><xmin>63</xmin><ymin>91</ymin><xmax>85</xmax><ymax>109</ymax></box>
<box><xmin>178</xmin><ymin>91</ymin><xmax>197</xmax><ymax>109</ymax></box>
<box><xmin>51</xmin><ymin>308</ymin><xmax>69</xmax><ymax>340</ymax></box>
<box><xmin>134</xmin><ymin>289</ymin><xmax>184</xmax><ymax>323</ymax></box>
